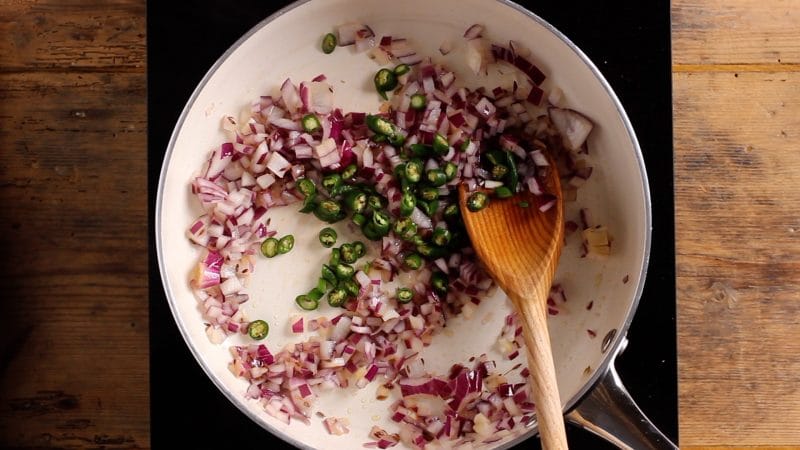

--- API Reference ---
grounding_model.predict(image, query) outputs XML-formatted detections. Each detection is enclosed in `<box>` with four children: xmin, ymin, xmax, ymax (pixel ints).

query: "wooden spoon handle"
<box><xmin>513</xmin><ymin>290</ymin><xmax>569</xmax><ymax>450</ymax></box>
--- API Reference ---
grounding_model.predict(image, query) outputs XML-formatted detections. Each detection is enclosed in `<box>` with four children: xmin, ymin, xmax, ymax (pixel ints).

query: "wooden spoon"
<box><xmin>458</xmin><ymin>163</ymin><xmax>567</xmax><ymax>449</ymax></box>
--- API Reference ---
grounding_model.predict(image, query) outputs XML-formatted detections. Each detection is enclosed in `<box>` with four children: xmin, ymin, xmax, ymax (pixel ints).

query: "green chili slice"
<box><xmin>260</xmin><ymin>237</ymin><xmax>279</xmax><ymax>258</ymax></box>
<box><xmin>314</xmin><ymin>199</ymin><xmax>344</xmax><ymax>223</ymax></box>
<box><xmin>416</xmin><ymin>242</ymin><xmax>446</xmax><ymax>259</ymax></box>
<box><xmin>317</xmin><ymin>277</ymin><xmax>332</xmax><ymax>293</ymax></box>
<box><xmin>400</xmin><ymin>192</ymin><xmax>416</xmax><ymax>217</ymax></box>
<box><xmin>396</xmin><ymin>287</ymin><xmax>414</xmax><ymax>304</ymax></box>
<box><xmin>491</xmin><ymin>164</ymin><xmax>508</xmax><ymax>179</ymax></box>
<box><xmin>467</xmin><ymin>191</ymin><xmax>490</xmax><ymax>212</ymax></box>
<box><xmin>418</xmin><ymin>186</ymin><xmax>438</xmax><ymax>202</ymax></box>
<box><xmin>319</xmin><ymin>227</ymin><xmax>337</xmax><ymax>248</ymax></box>
<box><xmin>432</xmin><ymin>228</ymin><xmax>452</xmax><ymax>247</ymax></box>
<box><xmin>344</xmin><ymin>190</ymin><xmax>367</xmax><ymax>214</ymax></box>
<box><xmin>307</xmin><ymin>287</ymin><xmax>325</xmax><ymax>301</ymax></box>
<box><xmin>410</xmin><ymin>93</ymin><xmax>427</xmax><ymax>111</ymax></box>
<box><xmin>321</xmin><ymin>173</ymin><xmax>342</xmax><ymax>194</ymax></box>
<box><xmin>505</xmin><ymin>150</ymin><xmax>519</xmax><ymax>192</ymax></box>
<box><xmin>341</xmin><ymin>278</ymin><xmax>360</xmax><ymax>297</ymax></box>
<box><xmin>367</xmin><ymin>194</ymin><xmax>385</xmax><ymax>211</ymax></box>
<box><xmin>374</xmin><ymin>68</ymin><xmax>398</xmax><ymax>100</ymax></box>
<box><xmin>352</xmin><ymin>241</ymin><xmax>366</xmax><ymax>258</ymax></box>
<box><xmin>443</xmin><ymin>203</ymin><xmax>460</xmax><ymax>220</ymax></box>
<box><xmin>329</xmin><ymin>248</ymin><xmax>341</xmax><ymax>266</ymax></box>
<box><xmin>404</xmin><ymin>159</ymin><xmax>423</xmax><ymax>183</ymax></box>
<box><xmin>296</xmin><ymin>178</ymin><xmax>317</xmax><ymax>197</ymax></box>
<box><xmin>296</xmin><ymin>294</ymin><xmax>319</xmax><ymax>311</ymax></box>
<box><xmin>494</xmin><ymin>186</ymin><xmax>514</xmax><ymax>199</ymax></box>
<box><xmin>393</xmin><ymin>63</ymin><xmax>411</xmax><ymax>76</ymax></box>
<box><xmin>352</xmin><ymin>212</ymin><xmax>367</xmax><ymax>227</ymax></box>
<box><xmin>432</xmin><ymin>133</ymin><xmax>450</xmax><ymax>156</ymax></box>
<box><xmin>409</xmin><ymin>144</ymin><xmax>431</xmax><ymax>158</ymax></box>
<box><xmin>247</xmin><ymin>320</ymin><xmax>269</xmax><ymax>340</ymax></box>
<box><xmin>426</xmin><ymin>169</ymin><xmax>447</xmax><ymax>187</ymax></box>
<box><xmin>321</xmin><ymin>264</ymin><xmax>337</xmax><ymax>285</ymax></box>
<box><xmin>371</xmin><ymin>210</ymin><xmax>391</xmax><ymax>234</ymax></box>
<box><xmin>393</xmin><ymin>217</ymin><xmax>418</xmax><ymax>241</ymax></box>
<box><xmin>334</xmin><ymin>263</ymin><xmax>355</xmax><ymax>280</ymax></box>
<box><xmin>341</xmin><ymin>163</ymin><xmax>358</xmax><ymax>180</ymax></box>
<box><xmin>366</xmin><ymin>114</ymin><xmax>396</xmax><ymax>136</ymax></box>
<box><xmin>327</xmin><ymin>288</ymin><xmax>348</xmax><ymax>307</ymax></box>
<box><xmin>277</xmin><ymin>235</ymin><xmax>295</xmax><ymax>254</ymax></box>
<box><xmin>321</xmin><ymin>32</ymin><xmax>337</xmax><ymax>54</ymax></box>
<box><xmin>443</xmin><ymin>162</ymin><xmax>458</xmax><ymax>181</ymax></box>
<box><xmin>431</xmin><ymin>272</ymin><xmax>449</xmax><ymax>296</ymax></box>
<box><xmin>339</xmin><ymin>243</ymin><xmax>358</xmax><ymax>264</ymax></box>
<box><xmin>302</xmin><ymin>114</ymin><xmax>322</xmax><ymax>133</ymax></box>
<box><xmin>403</xmin><ymin>252</ymin><xmax>423</xmax><ymax>270</ymax></box>
<box><xmin>299</xmin><ymin>194</ymin><xmax>318</xmax><ymax>213</ymax></box>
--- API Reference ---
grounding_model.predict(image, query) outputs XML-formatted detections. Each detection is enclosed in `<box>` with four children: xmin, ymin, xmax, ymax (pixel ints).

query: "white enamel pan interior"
<box><xmin>156</xmin><ymin>0</ymin><xmax>657</xmax><ymax>448</ymax></box>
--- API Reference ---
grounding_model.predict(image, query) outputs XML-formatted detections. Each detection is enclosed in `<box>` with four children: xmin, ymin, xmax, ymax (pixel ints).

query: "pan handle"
<box><xmin>566</xmin><ymin>350</ymin><xmax>678</xmax><ymax>449</ymax></box>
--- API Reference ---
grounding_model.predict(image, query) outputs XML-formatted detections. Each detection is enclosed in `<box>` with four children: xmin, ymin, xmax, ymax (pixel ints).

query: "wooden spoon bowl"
<box><xmin>458</xmin><ymin>163</ymin><xmax>567</xmax><ymax>449</ymax></box>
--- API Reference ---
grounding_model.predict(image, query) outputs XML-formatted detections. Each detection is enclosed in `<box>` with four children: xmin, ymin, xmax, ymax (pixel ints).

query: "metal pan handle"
<box><xmin>566</xmin><ymin>342</ymin><xmax>678</xmax><ymax>449</ymax></box>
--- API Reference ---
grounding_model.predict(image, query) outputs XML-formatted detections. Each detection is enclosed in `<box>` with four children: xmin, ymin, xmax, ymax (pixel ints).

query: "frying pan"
<box><xmin>155</xmin><ymin>0</ymin><xmax>677</xmax><ymax>448</ymax></box>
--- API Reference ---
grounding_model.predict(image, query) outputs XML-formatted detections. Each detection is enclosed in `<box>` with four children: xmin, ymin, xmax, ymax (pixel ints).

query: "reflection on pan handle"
<box><xmin>565</xmin><ymin>338</ymin><xmax>679</xmax><ymax>450</ymax></box>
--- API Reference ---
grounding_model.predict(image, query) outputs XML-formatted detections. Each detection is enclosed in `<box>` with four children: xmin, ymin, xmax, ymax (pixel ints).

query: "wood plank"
<box><xmin>674</xmin><ymin>70</ymin><xmax>800</xmax><ymax>446</ymax></box>
<box><xmin>672</xmin><ymin>0</ymin><xmax>800</xmax><ymax>65</ymax></box>
<box><xmin>0</xmin><ymin>0</ymin><xmax>145</xmax><ymax>72</ymax></box>
<box><xmin>0</xmin><ymin>0</ymin><xmax>149</xmax><ymax>445</ymax></box>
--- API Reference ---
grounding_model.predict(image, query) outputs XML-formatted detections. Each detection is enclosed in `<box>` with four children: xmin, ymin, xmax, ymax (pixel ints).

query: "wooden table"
<box><xmin>1</xmin><ymin>0</ymin><xmax>797</xmax><ymax>448</ymax></box>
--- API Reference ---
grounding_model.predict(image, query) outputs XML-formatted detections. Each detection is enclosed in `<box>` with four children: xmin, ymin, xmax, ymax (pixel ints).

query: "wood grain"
<box><xmin>0</xmin><ymin>0</ymin><xmax>148</xmax><ymax>448</ymax></box>
<box><xmin>673</xmin><ymin>0</ymin><xmax>800</xmax><ymax>447</ymax></box>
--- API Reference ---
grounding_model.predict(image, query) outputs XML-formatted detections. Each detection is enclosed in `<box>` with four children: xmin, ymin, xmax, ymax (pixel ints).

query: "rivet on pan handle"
<box><xmin>566</xmin><ymin>337</ymin><xmax>679</xmax><ymax>450</ymax></box>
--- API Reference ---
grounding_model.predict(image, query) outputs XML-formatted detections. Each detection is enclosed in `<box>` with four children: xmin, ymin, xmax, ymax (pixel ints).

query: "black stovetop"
<box><xmin>147</xmin><ymin>2</ymin><xmax>676</xmax><ymax>448</ymax></box>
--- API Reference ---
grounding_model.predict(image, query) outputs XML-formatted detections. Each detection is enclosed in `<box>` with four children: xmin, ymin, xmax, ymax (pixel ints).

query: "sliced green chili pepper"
<box><xmin>302</xmin><ymin>113</ymin><xmax>321</xmax><ymax>133</ymax></box>
<box><xmin>341</xmin><ymin>278</ymin><xmax>360</xmax><ymax>297</ymax></box>
<box><xmin>374</xmin><ymin>68</ymin><xmax>398</xmax><ymax>100</ymax></box>
<box><xmin>416</xmin><ymin>242</ymin><xmax>447</xmax><ymax>259</ymax></box>
<box><xmin>277</xmin><ymin>235</ymin><xmax>295</xmax><ymax>254</ymax></box>
<box><xmin>396</xmin><ymin>287</ymin><xmax>414</xmax><ymax>304</ymax></box>
<box><xmin>329</xmin><ymin>248</ymin><xmax>341</xmax><ymax>266</ymax></box>
<box><xmin>362</xmin><ymin>222</ymin><xmax>384</xmax><ymax>241</ymax></box>
<box><xmin>341</xmin><ymin>163</ymin><xmax>358</xmax><ymax>180</ymax></box>
<box><xmin>321</xmin><ymin>173</ymin><xmax>343</xmax><ymax>194</ymax></box>
<box><xmin>321</xmin><ymin>264</ymin><xmax>337</xmax><ymax>285</ymax></box>
<box><xmin>494</xmin><ymin>186</ymin><xmax>514</xmax><ymax>199</ymax></box>
<box><xmin>366</xmin><ymin>114</ymin><xmax>396</xmax><ymax>136</ymax></box>
<box><xmin>491</xmin><ymin>164</ymin><xmax>508</xmax><ymax>179</ymax></box>
<box><xmin>307</xmin><ymin>287</ymin><xmax>325</xmax><ymax>301</ymax></box>
<box><xmin>404</xmin><ymin>159</ymin><xmax>423</xmax><ymax>183</ymax></box>
<box><xmin>443</xmin><ymin>162</ymin><xmax>458</xmax><ymax>181</ymax></box>
<box><xmin>351</xmin><ymin>212</ymin><xmax>367</xmax><ymax>227</ymax></box>
<box><xmin>400</xmin><ymin>192</ymin><xmax>416</xmax><ymax>217</ymax></box>
<box><xmin>317</xmin><ymin>277</ymin><xmax>332</xmax><ymax>293</ymax></box>
<box><xmin>352</xmin><ymin>241</ymin><xmax>366</xmax><ymax>258</ymax></box>
<box><xmin>334</xmin><ymin>263</ymin><xmax>355</xmax><ymax>280</ymax></box>
<box><xmin>393</xmin><ymin>217</ymin><xmax>418</xmax><ymax>241</ymax></box>
<box><xmin>371</xmin><ymin>210</ymin><xmax>391</xmax><ymax>234</ymax></box>
<box><xmin>410</xmin><ymin>93</ymin><xmax>427</xmax><ymax>111</ymax></box>
<box><xmin>296</xmin><ymin>294</ymin><xmax>319</xmax><ymax>311</ymax></box>
<box><xmin>393</xmin><ymin>63</ymin><xmax>411</xmax><ymax>76</ymax></box>
<box><xmin>486</xmin><ymin>150</ymin><xmax>505</xmax><ymax>166</ymax></box>
<box><xmin>319</xmin><ymin>227</ymin><xmax>337</xmax><ymax>248</ymax></box>
<box><xmin>403</xmin><ymin>252</ymin><xmax>423</xmax><ymax>270</ymax></box>
<box><xmin>388</xmin><ymin>132</ymin><xmax>405</xmax><ymax>147</ymax></box>
<box><xmin>426</xmin><ymin>169</ymin><xmax>447</xmax><ymax>187</ymax></box>
<box><xmin>299</xmin><ymin>195</ymin><xmax>318</xmax><ymax>214</ymax></box>
<box><xmin>344</xmin><ymin>190</ymin><xmax>367</xmax><ymax>214</ymax></box>
<box><xmin>432</xmin><ymin>228</ymin><xmax>452</xmax><ymax>247</ymax></box>
<box><xmin>505</xmin><ymin>150</ymin><xmax>519</xmax><ymax>192</ymax></box>
<box><xmin>431</xmin><ymin>272</ymin><xmax>449</xmax><ymax>296</ymax></box>
<box><xmin>417</xmin><ymin>199</ymin><xmax>437</xmax><ymax>216</ymax></box>
<box><xmin>418</xmin><ymin>186</ymin><xmax>438</xmax><ymax>202</ymax></box>
<box><xmin>296</xmin><ymin>178</ymin><xmax>317</xmax><ymax>197</ymax></box>
<box><xmin>459</xmin><ymin>139</ymin><xmax>471</xmax><ymax>153</ymax></box>
<box><xmin>327</xmin><ymin>287</ymin><xmax>348</xmax><ymax>307</ymax></box>
<box><xmin>314</xmin><ymin>199</ymin><xmax>344</xmax><ymax>223</ymax></box>
<box><xmin>339</xmin><ymin>243</ymin><xmax>358</xmax><ymax>264</ymax></box>
<box><xmin>409</xmin><ymin>144</ymin><xmax>431</xmax><ymax>158</ymax></box>
<box><xmin>321</xmin><ymin>32</ymin><xmax>337</xmax><ymax>54</ymax></box>
<box><xmin>367</xmin><ymin>194</ymin><xmax>385</xmax><ymax>211</ymax></box>
<box><xmin>518</xmin><ymin>201</ymin><xmax>530</xmax><ymax>208</ymax></box>
<box><xmin>443</xmin><ymin>203</ymin><xmax>460</xmax><ymax>221</ymax></box>
<box><xmin>466</xmin><ymin>191</ymin><xmax>490</xmax><ymax>212</ymax></box>
<box><xmin>260</xmin><ymin>237</ymin><xmax>279</xmax><ymax>258</ymax></box>
<box><xmin>432</xmin><ymin>133</ymin><xmax>450</xmax><ymax>156</ymax></box>
<box><xmin>247</xmin><ymin>320</ymin><xmax>269</xmax><ymax>340</ymax></box>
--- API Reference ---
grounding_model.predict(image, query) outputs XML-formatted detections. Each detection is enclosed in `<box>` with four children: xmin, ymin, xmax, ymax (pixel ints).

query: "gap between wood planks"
<box><xmin>673</xmin><ymin>63</ymin><xmax>800</xmax><ymax>73</ymax></box>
